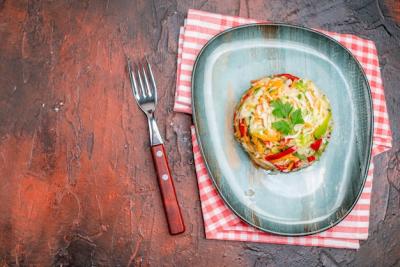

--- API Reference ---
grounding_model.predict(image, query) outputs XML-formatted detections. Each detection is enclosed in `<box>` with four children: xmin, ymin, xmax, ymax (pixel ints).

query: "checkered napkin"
<box><xmin>174</xmin><ymin>9</ymin><xmax>392</xmax><ymax>249</ymax></box>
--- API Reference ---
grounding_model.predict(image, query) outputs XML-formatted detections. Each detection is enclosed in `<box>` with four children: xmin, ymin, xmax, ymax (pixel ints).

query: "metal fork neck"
<box><xmin>146</xmin><ymin>113</ymin><xmax>163</xmax><ymax>146</ymax></box>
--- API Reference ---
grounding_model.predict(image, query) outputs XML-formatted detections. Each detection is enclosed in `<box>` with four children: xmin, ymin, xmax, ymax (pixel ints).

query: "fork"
<box><xmin>127</xmin><ymin>57</ymin><xmax>185</xmax><ymax>235</ymax></box>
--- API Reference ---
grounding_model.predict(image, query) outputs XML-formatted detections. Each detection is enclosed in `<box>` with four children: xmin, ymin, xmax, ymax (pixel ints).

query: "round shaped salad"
<box><xmin>233</xmin><ymin>73</ymin><xmax>333</xmax><ymax>173</ymax></box>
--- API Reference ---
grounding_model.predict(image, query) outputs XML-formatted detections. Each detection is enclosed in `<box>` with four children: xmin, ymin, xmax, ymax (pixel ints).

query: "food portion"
<box><xmin>233</xmin><ymin>74</ymin><xmax>333</xmax><ymax>172</ymax></box>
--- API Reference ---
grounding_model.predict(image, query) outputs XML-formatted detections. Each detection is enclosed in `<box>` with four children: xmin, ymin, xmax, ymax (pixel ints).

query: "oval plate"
<box><xmin>192</xmin><ymin>24</ymin><xmax>373</xmax><ymax>236</ymax></box>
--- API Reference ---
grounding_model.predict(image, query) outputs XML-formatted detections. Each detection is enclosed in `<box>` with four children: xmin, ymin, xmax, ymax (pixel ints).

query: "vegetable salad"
<box><xmin>233</xmin><ymin>74</ymin><xmax>333</xmax><ymax>172</ymax></box>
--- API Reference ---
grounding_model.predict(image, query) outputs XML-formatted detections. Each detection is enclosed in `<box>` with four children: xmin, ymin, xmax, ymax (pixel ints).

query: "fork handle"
<box><xmin>151</xmin><ymin>144</ymin><xmax>185</xmax><ymax>235</ymax></box>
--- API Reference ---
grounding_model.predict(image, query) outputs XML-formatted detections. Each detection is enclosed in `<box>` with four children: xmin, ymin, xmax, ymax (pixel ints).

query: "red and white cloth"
<box><xmin>174</xmin><ymin>9</ymin><xmax>392</xmax><ymax>249</ymax></box>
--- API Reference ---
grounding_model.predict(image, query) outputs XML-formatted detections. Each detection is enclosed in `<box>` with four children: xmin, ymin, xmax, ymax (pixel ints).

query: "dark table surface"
<box><xmin>0</xmin><ymin>0</ymin><xmax>399</xmax><ymax>266</ymax></box>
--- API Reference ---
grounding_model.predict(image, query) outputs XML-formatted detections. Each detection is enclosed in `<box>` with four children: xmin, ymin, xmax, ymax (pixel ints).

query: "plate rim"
<box><xmin>191</xmin><ymin>22</ymin><xmax>374</xmax><ymax>236</ymax></box>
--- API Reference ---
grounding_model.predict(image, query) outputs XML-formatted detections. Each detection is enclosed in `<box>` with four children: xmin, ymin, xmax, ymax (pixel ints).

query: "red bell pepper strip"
<box><xmin>239</xmin><ymin>119</ymin><xmax>247</xmax><ymax>137</ymax></box>
<box><xmin>275</xmin><ymin>73</ymin><xmax>300</xmax><ymax>81</ymax></box>
<box><xmin>265</xmin><ymin>146</ymin><xmax>297</xmax><ymax>161</ymax></box>
<box><xmin>307</xmin><ymin>155</ymin><xmax>316</xmax><ymax>162</ymax></box>
<box><xmin>310</xmin><ymin>139</ymin><xmax>322</xmax><ymax>151</ymax></box>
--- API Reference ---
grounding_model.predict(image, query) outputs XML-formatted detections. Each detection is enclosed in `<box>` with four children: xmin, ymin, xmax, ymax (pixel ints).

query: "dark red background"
<box><xmin>0</xmin><ymin>0</ymin><xmax>399</xmax><ymax>266</ymax></box>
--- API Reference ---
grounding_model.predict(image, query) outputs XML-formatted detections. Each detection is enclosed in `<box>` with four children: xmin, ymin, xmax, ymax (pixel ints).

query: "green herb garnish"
<box><xmin>290</xmin><ymin>109</ymin><xmax>304</xmax><ymax>125</ymax></box>
<box><xmin>271</xmin><ymin>103</ymin><xmax>305</xmax><ymax>135</ymax></box>
<box><xmin>271</xmin><ymin>100</ymin><xmax>293</xmax><ymax>119</ymax></box>
<box><xmin>272</xmin><ymin>120</ymin><xmax>292</xmax><ymax>135</ymax></box>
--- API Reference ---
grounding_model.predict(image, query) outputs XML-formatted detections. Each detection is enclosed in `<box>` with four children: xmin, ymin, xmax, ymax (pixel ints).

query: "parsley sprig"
<box><xmin>271</xmin><ymin>100</ymin><xmax>292</xmax><ymax>118</ymax></box>
<box><xmin>271</xmin><ymin>100</ymin><xmax>304</xmax><ymax>135</ymax></box>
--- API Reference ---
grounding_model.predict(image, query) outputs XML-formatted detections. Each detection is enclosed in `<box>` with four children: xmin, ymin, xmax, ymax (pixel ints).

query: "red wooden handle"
<box><xmin>151</xmin><ymin>144</ymin><xmax>185</xmax><ymax>235</ymax></box>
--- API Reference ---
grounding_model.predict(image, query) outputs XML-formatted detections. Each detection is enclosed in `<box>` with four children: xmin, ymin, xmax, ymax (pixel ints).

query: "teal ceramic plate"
<box><xmin>192</xmin><ymin>24</ymin><xmax>373</xmax><ymax>236</ymax></box>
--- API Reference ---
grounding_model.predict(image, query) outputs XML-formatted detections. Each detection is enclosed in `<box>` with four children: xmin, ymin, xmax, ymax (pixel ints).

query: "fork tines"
<box><xmin>127</xmin><ymin>57</ymin><xmax>157</xmax><ymax>102</ymax></box>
